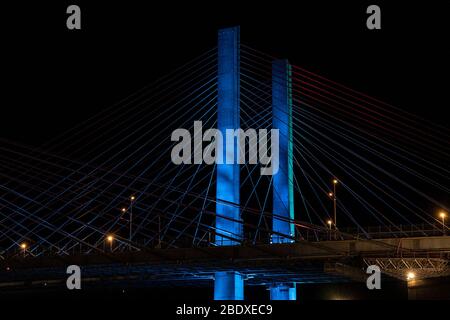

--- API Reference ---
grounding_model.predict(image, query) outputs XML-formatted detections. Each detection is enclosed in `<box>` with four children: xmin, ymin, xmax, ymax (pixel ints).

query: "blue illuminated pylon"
<box><xmin>272</xmin><ymin>59</ymin><xmax>295</xmax><ymax>243</ymax></box>
<box><xmin>214</xmin><ymin>26</ymin><xmax>244</xmax><ymax>300</ymax></box>
<box><xmin>270</xmin><ymin>283</ymin><xmax>297</xmax><ymax>300</ymax></box>
<box><xmin>214</xmin><ymin>271</ymin><xmax>244</xmax><ymax>300</ymax></box>
<box><xmin>271</xmin><ymin>59</ymin><xmax>297</xmax><ymax>300</ymax></box>
<box><xmin>215</xmin><ymin>26</ymin><xmax>241</xmax><ymax>247</ymax></box>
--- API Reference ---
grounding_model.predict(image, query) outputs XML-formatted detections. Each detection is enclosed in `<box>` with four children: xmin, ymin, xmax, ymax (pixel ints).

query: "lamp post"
<box><xmin>439</xmin><ymin>211</ymin><xmax>447</xmax><ymax>236</ymax></box>
<box><xmin>20</xmin><ymin>242</ymin><xmax>27</xmax><ymax>257</ymax></box>
<box><xmin>327</xmin><ymin>220</ymin><xmax>333</xmax><ymax>230</ymax></box>
<box><xmin>332</xmin><ymin>179</ymin><xmax>338</xmax><ymax>230</ymax></box>
<box><xmin>130</xmin><ymin>195</ymin><xmax>135</xmax><ymax>249</ymax></box>
<box><xmin>107</xmin><ymin>234</ymin><xmax>114</xmax><ymax>251</ymax></box>
<box><xmin>327</xmin><ymin>220</ymin><xmax>332</xmax><ymax>240</ymax></box>
<box><xmin>158</xmin><ymin>215</ymin><xmax>162</xmax><ymax>249</ymax></box>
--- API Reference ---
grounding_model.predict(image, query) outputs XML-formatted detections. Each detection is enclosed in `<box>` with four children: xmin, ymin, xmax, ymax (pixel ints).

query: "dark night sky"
<box><xmin>1</xmin><ymin>1</ymin><xmax>449</xmax><ymax>145</ymax></box>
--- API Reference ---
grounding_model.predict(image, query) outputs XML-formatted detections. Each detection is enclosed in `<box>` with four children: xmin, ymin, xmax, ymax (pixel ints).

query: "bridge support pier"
<box><xmin>270</xmin><ymin>59</ymin><xmax>297</xmax><ymax>300</ymax></box>
<box><xmin>270</xmin><ymin>283</ymin><xmax>297</xmax><ymax>300</ymax></box>
<box><xmin>214</xmin><ymin>271</ymin><xmax>244</xmax><ymax>300</ymax></box>
<box><xmin>214</xmin><ymin>26</ymin><xmax>243</xmax><ymax>300</ymax></box>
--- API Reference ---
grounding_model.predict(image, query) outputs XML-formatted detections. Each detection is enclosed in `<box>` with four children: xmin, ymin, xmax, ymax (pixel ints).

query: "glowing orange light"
<box><xmin>407</xmin><ymin>272</ymin><xmax>415</xmax><ymax>280</ymax></box>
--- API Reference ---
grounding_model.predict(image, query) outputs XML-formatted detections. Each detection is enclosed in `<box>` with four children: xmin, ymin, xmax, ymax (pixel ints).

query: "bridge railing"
<box><xmin>338</xmin><ymin>223</ymin><xmax>446</xmax><ymax>239</ymax></box>
<box><xmin>1</xmin><ymin>221</ymin><xmax>446</xmax><ymax>261</ymax></box>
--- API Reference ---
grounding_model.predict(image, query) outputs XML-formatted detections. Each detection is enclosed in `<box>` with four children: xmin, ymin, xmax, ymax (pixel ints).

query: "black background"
<box><xmin>1</xmin><ymin>1</ymin><xmax>449</xmax><ymax>145</ymax></box>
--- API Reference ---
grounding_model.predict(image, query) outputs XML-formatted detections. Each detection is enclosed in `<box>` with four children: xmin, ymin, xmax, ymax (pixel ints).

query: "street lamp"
<box><xmin>406</xmin><ymin>272</ymin><xmax>415</xmax><ymax>281</ymax></box>
<box><xmin>332</xmin><ymin>179</ymin><xmax>338</xmax><ymax>230</ymax></box>
<box><xmin>129</xmin><ymin>195</ymin><xmax>135</xmax><ymax>249</ymax></box>
<box><xmin>327</xmin><ymin>220</ymin><xmax>333</xmax><ymax>230</ymax></box>
<box><xmin>106</xmin><ymin>234</ymin><xmax>114</xmax><ymax>251</ymax></box>
<box><xmin>439</xmin><ymin>211</ymin><xmax>447</xmax><ymax>235</ymax></box>
<box><xmin>326</xmin><ymin>220</ymin><xmax>333</xmax><ymax>240</ymax></box>
<box><xmin>20</xmin><ymin>242</ymin><xmax>27</xmax><ymax>256</ymax></box>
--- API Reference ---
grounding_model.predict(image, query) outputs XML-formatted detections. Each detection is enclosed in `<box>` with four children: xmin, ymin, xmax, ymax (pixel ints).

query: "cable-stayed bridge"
<box><xmin>0</xmin><ymin>27</ymin><xmax>449</xmax><ymax>300</ymax></box>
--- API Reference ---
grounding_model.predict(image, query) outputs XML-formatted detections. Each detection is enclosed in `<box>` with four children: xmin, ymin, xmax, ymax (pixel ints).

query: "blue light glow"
<box><xmin>214</xmin><ymin>26</ymin><xmax>244</xmax><ymax>301</ymax></box>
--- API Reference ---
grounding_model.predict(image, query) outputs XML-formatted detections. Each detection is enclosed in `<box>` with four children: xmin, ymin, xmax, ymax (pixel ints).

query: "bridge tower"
<box><xmin>270</xmin><ymin>59</ymin><xmax>297</xmax><ymax>300</ymax></box>
<box><xmin>214</xmin><ymin>26</ymin><xmax>244</xmax><ymax>300</ymax></box>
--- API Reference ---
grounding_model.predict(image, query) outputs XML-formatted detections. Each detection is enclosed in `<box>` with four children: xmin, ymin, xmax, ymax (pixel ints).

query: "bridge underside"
<box><xmin>1</xmin><ymin>262</ymin><xmax>351</xmax><ymax>289</ymax></box>
<box><xmin>2</xmin><ymin>236</ymin><xmax>449</xmax><ymax>291</ymax></box>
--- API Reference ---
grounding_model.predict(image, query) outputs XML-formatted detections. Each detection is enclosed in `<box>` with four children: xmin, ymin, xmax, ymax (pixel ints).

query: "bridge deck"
<box><xmin>1</xmin><ymin>236</ymin><xmax>449</xmax><ymax>289</ymax></box>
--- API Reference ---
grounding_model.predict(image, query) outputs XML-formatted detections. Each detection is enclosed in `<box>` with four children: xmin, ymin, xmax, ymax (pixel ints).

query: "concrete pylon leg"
<box><xmin>270</xmin><ymin>283</ymin><xmax>297</xmax><ymax>300</ymax></box>
<box><xmin>270</xmin><ymin>59</ymin><xmax>296</xmax><ymax>300</ymax></box>
<box><xmin>214</xmin><ymin>26</ymin><xmax>243</xmax><ymax>300</ymax></box>
<box><xmin>214</xmin><ymin>271</ymin><xmax>244</xmax><ymax>300</ymax></box>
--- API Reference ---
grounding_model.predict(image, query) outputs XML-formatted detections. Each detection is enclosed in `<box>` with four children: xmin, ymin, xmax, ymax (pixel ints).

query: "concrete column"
<box><xmin>272</xmin><ymin>59</ymin><xmax>294</xmax><ymax>243</ymax></box>
<box><xmin>214</xmin><ymin>26</ymin><xmax>243</xmax><ymax>300</ymax></box>
<box><xmin>270</xmin><ymin>59</ymin><xmax>296</xmax><ymax>300</ymax></box>
<box><xmin>214</xmin><ymin>271</ymin><xmax>244</xmax><ymax>300</ymax></box>
<box><xmin>270</xmin><ymin>283</ymin><xmax>297</xmax><ymax>300</ymax></box>
<box><xmin>215</xmin><ymin>26</ymin><xmax>241</xmax><ymax>246</ymax></box>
